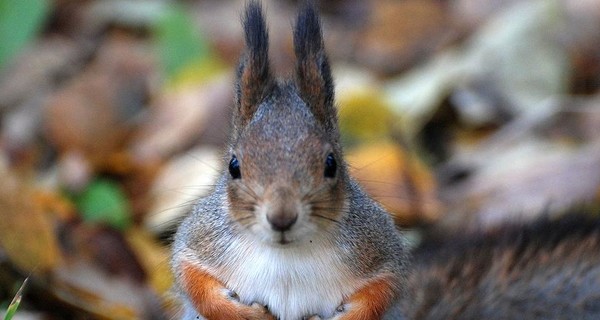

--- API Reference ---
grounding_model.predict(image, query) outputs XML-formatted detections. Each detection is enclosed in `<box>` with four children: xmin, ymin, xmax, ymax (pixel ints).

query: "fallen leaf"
<box><xmin>438</xmin><ymin>119</ymin><xmax>600</xmax><ymax>232</ymax></box>
<box><xmin>43</xmin><ymin>33</ymin><xmax>153</xmax><ymax>170</ymax></box>
<box><xmin>125</xmin><ymin>227</ymin><xmax>173</xmax><ymax>295</ymax></box>
<box><xmin>347</xmin><ymin>140</ymin><xmax>440</xmax><ymax>225</ymax></box>
<box><xmin>385</xmin><ymin>0</ymin><xmax>571</xmax><ymax>141</ymax></box>
<box><xmin>338</xmin><ymin>85</ymin><xmax>396</xmax><ymax>146</ymax></box>
<box><xmin>130</xmin><ymin>74</ymin><xmax>232</xmax><ymax>163</ymax></box>
<box><xmin>144</xmin><ymin>147</ymin><xmax>221</xmax><ymax>234</ymax></box>
<box><xmin>0</xmin><ymin>0</ymin><xmax>50</xmax><ymax>70</ymax></box>
<box><xmin>0</xmin><ymin>162</ymin><xmax>61</xmax><ymax>275</ymax></box>
<box><xmin>74</xmin><ymin>178</ymin><xmax>132</xmax><ymax>230</ymax></box>
<box><xmin>355</xmin><ymin>0</ymin><xmax>451</xmax><ymax>75</ymax></box>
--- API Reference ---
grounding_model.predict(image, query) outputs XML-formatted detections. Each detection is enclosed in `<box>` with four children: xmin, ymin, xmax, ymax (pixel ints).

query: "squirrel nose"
<box><xmin>267</xmin><ymin>212</ymin><xmax>298</xmax><ymax>232</ymax></box>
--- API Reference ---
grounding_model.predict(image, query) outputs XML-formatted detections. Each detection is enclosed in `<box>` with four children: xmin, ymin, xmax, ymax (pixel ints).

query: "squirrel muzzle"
<box><xmin>264</xmin><ymin>187</ymin><xmax>300</xmax><ymax>232</ymax></box>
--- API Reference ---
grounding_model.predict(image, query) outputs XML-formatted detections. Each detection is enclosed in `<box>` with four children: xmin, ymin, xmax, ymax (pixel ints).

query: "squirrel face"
<box><xmin>225</xmin><ymin>2</ymin><xmax>346</xmax><ymax>246</ymax></box>
<box><xmin>227</xmin><ymin>87</ymin><xmax>346</xmax><ymax>245</ymax></box>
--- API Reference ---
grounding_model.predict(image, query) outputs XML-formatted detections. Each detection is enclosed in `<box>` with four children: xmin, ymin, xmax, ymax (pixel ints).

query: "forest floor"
<box><xmin>1</xmin><ymin>0</ymin><xmax>600</xmax><ymax>318</ymax></box>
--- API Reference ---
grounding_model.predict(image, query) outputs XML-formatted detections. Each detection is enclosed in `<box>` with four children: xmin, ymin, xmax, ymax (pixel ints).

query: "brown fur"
<box><xmin>339</xmin><ymin>274</ymin><xmax>399</xmax><ymax>320</ymax></box>
<box><xmin>234</xmin><ymin>1</ymin><xmax>274</xmax><ymax>135</ymax></box>
<box><xmin>180</xmin><ymin>261</ymin><xmax>276</xmax><ymax>320</ymax></box>
<box><xmin>293</xmin><ymin>1</ymin><xmax>338</xmax><ymax>140</ymax></box>
<box><xmin>402</xmin><ymin>213</ymin><xmax>600</xmax><ymax>320</ymax></box>
<box><xmin>172</xmin><ymin>2</ymin><xmax>600</xmax><ymax>320</ymax></box>
<box><xmin>171</xmin><ymin>2</ymin><xmax>407</xmax><ymax>319</ymax></box>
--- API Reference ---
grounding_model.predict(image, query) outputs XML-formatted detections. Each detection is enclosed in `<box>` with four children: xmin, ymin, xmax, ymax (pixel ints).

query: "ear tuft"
<box><xmin>235</xmin><ymin>1</ymin><xmax>273</xmax><ymax>132</ymax></box>
<box><xmin>293</xmin><ymin>1</ymin><xmax>336</xmax><ymax>133</ymax></box>
<box><xmin>243</xmin><ymin>1</ymin><xmax>269</xmax><ymax>65</ymax></box>
<box><xmin>293</xmin><ymin>1</ymin><xmax>324</xmax><ymax>66</ymax></box>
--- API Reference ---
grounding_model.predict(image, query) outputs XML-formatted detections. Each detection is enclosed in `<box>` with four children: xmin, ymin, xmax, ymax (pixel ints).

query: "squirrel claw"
<box><xmin>249</xmin><ymin>302</ymin><xmax>276</xmax><ymax>319</ymax></box>
<box><xmin>302</xmin><ymin>303</ymin><xmax>346</xmax><ymax>320</ymax></box>
<box><xmin>226</xmin><ymin>289</ymin><xmax>240</xmax><ymax>301</ymax></box>
<box><xmin>250</xmin><ymin>302</ymin><xmax>268</xmax><ymax>311</ymax></box>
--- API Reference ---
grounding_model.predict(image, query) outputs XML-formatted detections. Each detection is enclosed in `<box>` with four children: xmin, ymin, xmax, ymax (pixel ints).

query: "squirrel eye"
<box><xmin>324</xmin><ymin>153</ymin><xmax>337</xmax><ymax>178</ymax></box>
<box><xmin>229</xmin><ymin>155</ymin><xmax>241</xmax><ymax>179</ymax></box>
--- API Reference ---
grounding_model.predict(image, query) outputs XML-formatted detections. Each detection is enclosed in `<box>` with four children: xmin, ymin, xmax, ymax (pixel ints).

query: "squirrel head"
<box><xmin>225</xmin><ymin>1</ymin><xmax>346</xmax><ymax>246</ymax></box>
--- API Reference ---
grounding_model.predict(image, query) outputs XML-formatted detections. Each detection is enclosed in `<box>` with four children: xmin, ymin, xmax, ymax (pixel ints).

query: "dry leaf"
<box><xmin>355</xmin><ymin>0</ymin><xmax>451</xmax><ymax>75</ymax></box>
<box><xmin>347</xmin><ymin>140</ymin><xmax>440</xmax><ymax>226</ymax></box>
<box><xmin>0</xmin><ymin>163</ymin><xmax>61</xmax><ymax>274</ymax></box>
<box><xmin>144</xmin><ymin>147</ymin><xmax>221</xmax><ymax>234</ymax></box>
<box><xmin>125</xmin><ymin>227</ymin><xmax>173</xmax><ymax>295</ymax></box>
<box><xmin>130</xmin><ymin>74</ymin><xmax>232</xmax><ymax>163</ymax></box>
<box><xmin>43</xmin><ymin>33</ymin><xmax>153</xmax><ymax>169</ymax></box>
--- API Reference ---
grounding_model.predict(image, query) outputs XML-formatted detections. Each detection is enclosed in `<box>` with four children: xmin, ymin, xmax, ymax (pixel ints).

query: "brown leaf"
<box><xmin>144</xmin><ymin>147</ymin><xmax>221</xmax><ymax>234</ymax></box>
<box><xmin>0</xmin><ymin>165</ymin><xmax>61</xmax><ymax>275</ymax></box>
<box><xmin>347</xmin><ymin>140</ymin><xmax>441</xmax><ymax>226</ymax></box>
<box><xmin>355</xmin><ymin>0</ymin><xmax>452</xmax><ymax>75</ymax></box>
<box><xmin>49</xmin><ymin>222</ymin><xmax>167</xmax><ymax>319</ymax></box>
<box><xmin>125</xmin><ymin>227</ymin><xmax>173</xmax><ymax>295</ymax></box>
<box><xmin>63</xmin><ymin>223</ymin><xmax>146</xmax><ymax>283</ymax></box>
<box><xmin>43</xmin><ymin>33</ymin><xmax>153</xmax><ymax>170</ymax></box>
<box><xmin>440</xmin><ymin>142</ymin><xmax>600</xmax><ymax>232</ymax></box>
<box><xmin>130</xmin><ymin>74</ymin><xmax>232</xmax><ymax>163</ymax></box>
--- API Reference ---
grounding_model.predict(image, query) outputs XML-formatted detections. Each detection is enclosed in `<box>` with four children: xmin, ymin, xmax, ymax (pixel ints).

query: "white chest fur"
<box><xmin>213</xmin><ymin>237</ymin><xmax>362</xmax><ymax>320</ymax></box>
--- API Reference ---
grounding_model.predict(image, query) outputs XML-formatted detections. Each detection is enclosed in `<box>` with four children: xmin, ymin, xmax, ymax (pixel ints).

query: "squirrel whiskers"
<box><xmin>171</xmin><ymin>1</ymin><xmax>408</xmax><ymax>319</ymax></box>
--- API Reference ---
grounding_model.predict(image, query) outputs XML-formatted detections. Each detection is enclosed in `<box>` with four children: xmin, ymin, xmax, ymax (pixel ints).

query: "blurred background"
<box><xmin>1</xmin><ymin>0</ymin><xmax>600</xmax><ymax>318</ymax></box>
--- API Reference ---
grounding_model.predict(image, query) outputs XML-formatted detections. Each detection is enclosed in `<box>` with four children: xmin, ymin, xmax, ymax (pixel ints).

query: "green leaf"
<box><xmin>3</xmin><ymin>278</ymin><xmax>27</xmax><ymax>320</ymax></box>
<box><xmin>154</xmin><ymin>5</ymin><xmax>212</xmax><ymax>81</ymax></box>
<box><xmin>0</xmin><ymin>0</ymin><xmax>50</xmax><ymax>70</ymax></box>
<box><xmin>75</xmin><ymin>179</ymin><xmax>132</xmax><ymax>230</ymax></box>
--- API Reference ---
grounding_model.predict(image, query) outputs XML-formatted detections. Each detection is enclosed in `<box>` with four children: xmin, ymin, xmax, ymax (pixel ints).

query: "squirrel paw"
<box><xmin>245</xmin><ymin>302</ymin><xmax>276</xmax><ymax>320</ymax></box>
<box><xmin>224</xmin><ymin>288</ymin><xmax>275</xmax><ymax>319</ymax></box>
<box><xmin>303</xmin><ymin>304</ymin><xmax>346</xmax><ymax>320</ymax></box>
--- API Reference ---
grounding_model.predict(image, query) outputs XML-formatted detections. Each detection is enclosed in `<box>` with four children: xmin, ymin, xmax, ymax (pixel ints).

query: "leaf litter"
<box><xmin>0</xmin><ymin>0</ymin><xmax>600</xmax><ymax>318</ymax></box>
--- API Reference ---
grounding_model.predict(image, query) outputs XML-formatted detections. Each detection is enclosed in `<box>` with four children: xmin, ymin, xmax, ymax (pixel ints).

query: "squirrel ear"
<box><xmin>235</xmin><ymin>1</ymin><xmax>273</xmax><ymax>130</ymax></box>
<box><xmin>293</xmin><ymin>1</ymin><xmax>336</xmax><ymax>131</ymax></box>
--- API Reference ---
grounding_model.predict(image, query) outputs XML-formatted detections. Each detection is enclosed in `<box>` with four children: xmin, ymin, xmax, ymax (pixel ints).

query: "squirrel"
<box><xmin>171</xmin><ymin>1</ymin><xmax>408</xmax><ymax>320</ymax></box>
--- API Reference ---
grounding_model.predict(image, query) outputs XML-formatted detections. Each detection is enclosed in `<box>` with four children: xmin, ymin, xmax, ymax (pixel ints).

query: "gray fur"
<box><xmin>171</xmin><ymin>2</ymin><xmax>600</xmax><ymax>319</ymax></box>
<box><xmin>338</xmin><ymin>179</ymin><xmax>408</xmax><ymax>280</ymax></box>
<box><xmin>402</xmin><ymin>214</ymin><xmax>600</xmax><ymax>320</ymax></box>
<box><xmin>171</xmin><ymin>2</ymin><xmax>408</xmax><ymax>319</ymax></box>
